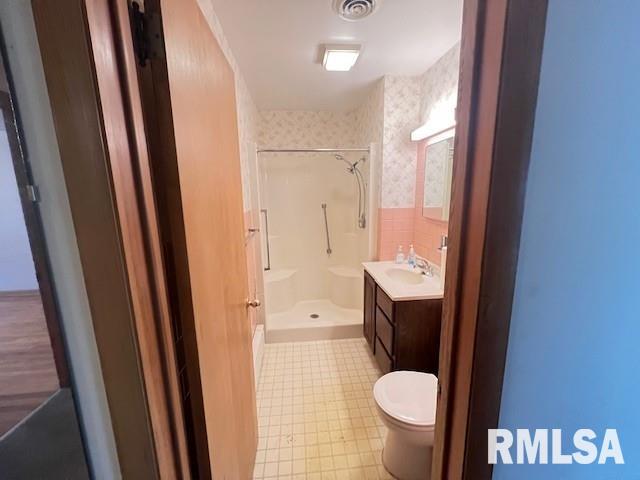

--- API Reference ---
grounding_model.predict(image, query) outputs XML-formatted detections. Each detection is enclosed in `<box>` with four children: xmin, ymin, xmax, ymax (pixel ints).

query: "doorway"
<box><xmin>0</xmin><ymin>38</ymin><xmax>89</xmax><ymax>479</ymax></box>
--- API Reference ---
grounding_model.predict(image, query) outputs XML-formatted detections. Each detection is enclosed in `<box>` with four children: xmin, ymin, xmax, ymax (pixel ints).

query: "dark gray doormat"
<box><xmin>0</xmin><ymin>388</ymin><xmax>90</xmax><ymax>479</ymax></box>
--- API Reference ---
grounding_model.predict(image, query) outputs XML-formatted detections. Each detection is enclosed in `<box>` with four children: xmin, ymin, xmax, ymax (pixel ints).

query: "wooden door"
<box><xmin>138</xmin><ymin>0</ymin><xmax>258</xmax><ymax>477</ymax></box>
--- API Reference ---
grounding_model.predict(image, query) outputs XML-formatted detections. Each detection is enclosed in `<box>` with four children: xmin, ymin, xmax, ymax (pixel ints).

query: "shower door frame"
<box><xmin>433</xmin><ymin>0</ymin><xmax>549</xmax><ymax>479</ymax></box>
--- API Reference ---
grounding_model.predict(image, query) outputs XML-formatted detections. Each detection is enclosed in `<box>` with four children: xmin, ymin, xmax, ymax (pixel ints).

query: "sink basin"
<box><xmin>363</xmin><ymin>261</ymin><xmax>443</xmax><ymax>301</ymax></box>
<box><xmin>386</xmin><ymin>268</ymin><xmax>424</xmax><ymax>285</ymax></box>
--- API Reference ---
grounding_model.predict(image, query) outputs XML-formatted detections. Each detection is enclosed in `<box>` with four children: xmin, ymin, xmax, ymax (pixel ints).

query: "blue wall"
<box><xmin>494</xmin><ymin>0</ymin><xmax>640</xmax><ymax>478</ymax></box>
<box><xmin>0</xmin><ymin>128</ymin><xmax>38</xmax><ymax>291</ymax></box>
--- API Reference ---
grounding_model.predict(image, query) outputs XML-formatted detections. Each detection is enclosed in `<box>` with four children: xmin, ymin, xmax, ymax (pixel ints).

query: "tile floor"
<box><xmin>253</xmin><ymin>338</ymin><xmax>392</xmax><ymax>480</ymax></box>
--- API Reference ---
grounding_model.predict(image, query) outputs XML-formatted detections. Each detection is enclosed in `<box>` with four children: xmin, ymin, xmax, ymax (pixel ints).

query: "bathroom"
<box><xmin>209</xmin><ymin>0</ymin><xmax>463</xmax><ymax>478</ymax></box>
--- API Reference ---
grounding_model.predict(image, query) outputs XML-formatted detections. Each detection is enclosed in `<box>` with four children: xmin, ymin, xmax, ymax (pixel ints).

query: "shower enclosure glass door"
<box><xmin>259</xmin><ymin>151</ymin><xmax>370</xmax><ymax>342</ymax></box>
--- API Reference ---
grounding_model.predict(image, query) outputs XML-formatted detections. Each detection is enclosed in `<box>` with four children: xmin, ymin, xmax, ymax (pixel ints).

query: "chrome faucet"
<box><xmin>414</xmin><ymin>255</ymin><xmax>434</xmax><ymax>277</ymax></box>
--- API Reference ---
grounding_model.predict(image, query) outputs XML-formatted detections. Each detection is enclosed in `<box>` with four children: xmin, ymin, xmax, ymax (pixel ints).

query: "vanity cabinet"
<box><xmin>363</xmin><ymin>270</ymin><xmax>442</xmax><ymax>375</ymax></box>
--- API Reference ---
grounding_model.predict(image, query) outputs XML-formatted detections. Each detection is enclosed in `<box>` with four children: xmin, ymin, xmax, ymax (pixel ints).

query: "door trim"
<box><xmin>433</xmin><ymin>0</ymin><xmax>549</xmax><ymax>478</ymax></box>
<box><xmin>31</xmin><ymin>0</ymin><xmax>190</xmax><ymax>477</ymax></box>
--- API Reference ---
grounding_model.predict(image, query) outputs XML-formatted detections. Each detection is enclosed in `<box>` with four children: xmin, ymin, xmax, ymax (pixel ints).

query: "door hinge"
<box><xmin>26</xmin><ymin>184</ymin><xmax>40</xmax><ymax>203</ymax></box>
<box><xmin>129</xmin><ymin>1</ymin><xmax>164</xmax><ymax>67</ymax></box>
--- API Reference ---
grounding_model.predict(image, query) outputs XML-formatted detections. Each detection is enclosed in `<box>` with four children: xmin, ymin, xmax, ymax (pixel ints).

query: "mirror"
<box><xmin>422</xmin><ymin>130</ymin><xmax>454</xmax><ymax>221</ymax></box>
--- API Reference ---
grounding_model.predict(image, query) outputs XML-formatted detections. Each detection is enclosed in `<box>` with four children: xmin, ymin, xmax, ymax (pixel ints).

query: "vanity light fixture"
<box><xmin>323</xmin><ymin>45</ymin><xmax>361</xmax><ymax>71</ymax></box>
<box><xmin>411</xmin><ymin>93</ymin><xmax>458</xmax><ymax>141</ymax></box>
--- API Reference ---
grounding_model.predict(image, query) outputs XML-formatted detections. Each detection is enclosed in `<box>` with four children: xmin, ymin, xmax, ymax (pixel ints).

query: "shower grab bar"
<box><xmin>261</xmin><ymin>209</ymin><xmax>271</xmax><ymax>271</ymax></box>
<box><xmin>321</xmin><ymin>203</ymin><xmax>332</xmax><ymax>256</ymax></box>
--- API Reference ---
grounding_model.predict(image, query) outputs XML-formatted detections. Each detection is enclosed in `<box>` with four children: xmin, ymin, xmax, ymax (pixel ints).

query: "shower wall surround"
<box><xmin>257</xmin><ymin>110</ymin><xmax>374</xmax><ymax>269</ymax></box>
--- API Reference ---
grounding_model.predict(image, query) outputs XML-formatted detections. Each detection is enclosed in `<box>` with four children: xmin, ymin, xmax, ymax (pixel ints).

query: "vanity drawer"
<box><xmin>376</xmin><ymin>286</ymin><xmax>394</xmax><ymax>320</ymax></box>
<box><xmin>375</xmin><ymin>306</ymin><xmax>394</xmax><ymax>356</ymax></box>
<box><xmin>374</xmin><ymin>337</ymin><xmax>393</xmax><ymax>374</ymax></box>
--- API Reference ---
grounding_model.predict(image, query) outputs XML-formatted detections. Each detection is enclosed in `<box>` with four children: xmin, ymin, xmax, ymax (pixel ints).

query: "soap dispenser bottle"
<box><xmin>395</xmin><ymin>245</ymin><xmax>405</xmax><ymax>264</ymax></box>
<box><xmin>408</xmin><ymin>244</ymin><xmax>416</xmax><ymax>267</ymax></box>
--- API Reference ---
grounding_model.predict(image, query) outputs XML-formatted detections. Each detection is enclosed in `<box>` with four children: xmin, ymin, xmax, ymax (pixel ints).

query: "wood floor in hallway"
<box><xmin>0</xmin><ymin>292</ymin><xmax>58</xmax><ymax>436</ymax></box>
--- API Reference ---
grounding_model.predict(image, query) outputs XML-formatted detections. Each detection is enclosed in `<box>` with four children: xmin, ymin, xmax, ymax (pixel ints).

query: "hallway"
<box><xmin>0</xmin><ymin>292</ymin><xmax>58</xmax><ymax>436</ymax></box>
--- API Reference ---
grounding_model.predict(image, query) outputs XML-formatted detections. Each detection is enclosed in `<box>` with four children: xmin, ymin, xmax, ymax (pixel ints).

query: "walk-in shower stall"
<box><xmin>257</xmin><ymin>148</ymin><xmax>373</xmax><ymax>342</ymax></box>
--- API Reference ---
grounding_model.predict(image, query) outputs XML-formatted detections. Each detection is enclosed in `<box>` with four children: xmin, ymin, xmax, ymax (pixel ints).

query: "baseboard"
<box><xmin>0</xmin><ymin>289</ymin><xmax>40</xmax><ymax>299</ymax></box>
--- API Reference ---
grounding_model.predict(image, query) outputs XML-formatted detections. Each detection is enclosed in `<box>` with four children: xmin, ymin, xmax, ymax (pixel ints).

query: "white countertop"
<box><xmin>362</xmin><ymin>261</ymin><xmax>444</xmax><ymax>302</ymax></box>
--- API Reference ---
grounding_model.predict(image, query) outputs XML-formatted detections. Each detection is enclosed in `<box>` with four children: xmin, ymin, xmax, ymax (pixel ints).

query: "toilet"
<box><xmin>373</xmin><ymin>371</ymin><xmax>438</xmax><ymax>480</ymax></box>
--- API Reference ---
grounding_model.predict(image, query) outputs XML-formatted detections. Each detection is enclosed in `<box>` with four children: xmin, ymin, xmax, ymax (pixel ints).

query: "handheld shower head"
<box><xmin>333</xmin><ymin>153</ymin><xmax>367</xmax><ymax>229</ymax></box>
<box><xmin>335</xmin><ymin>153</ymin><xmax>355</xmax><ymax>173</ymax></box>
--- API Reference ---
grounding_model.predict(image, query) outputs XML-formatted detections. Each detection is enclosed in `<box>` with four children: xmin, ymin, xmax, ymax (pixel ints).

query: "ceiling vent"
<box><xmin>333</xmin><ymin>0</ymin><xmax>381</xmax><ymax>22</ymax></box>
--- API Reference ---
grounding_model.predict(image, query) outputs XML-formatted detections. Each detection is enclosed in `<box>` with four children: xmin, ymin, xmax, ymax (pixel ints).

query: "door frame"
<box><xmin>26</xmin><ymin>0</ymin><xmax>550</xmax><ymax>477</ymax></box>
<box><xmin>433</xmin><ymin>0</ymin><xmax>549</xmax><ymax>478</ymax></box>
<box><xmin>31</xmin><ymin>0</ymin><xmax>190</xmax><ymax>477</ymax></box>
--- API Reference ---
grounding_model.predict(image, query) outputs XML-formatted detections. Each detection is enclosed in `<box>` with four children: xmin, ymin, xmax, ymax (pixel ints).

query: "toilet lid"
<box><xmin>373</xmin><ymin>371</ymin><xmax>438</xmax><ymax>427</ymax></box>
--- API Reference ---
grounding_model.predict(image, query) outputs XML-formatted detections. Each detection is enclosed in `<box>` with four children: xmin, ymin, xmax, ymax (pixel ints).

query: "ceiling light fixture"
<box><xmin>322</xmin><ymin>45</ymin><xmax>361</xmax><ymax>72</ymax></box>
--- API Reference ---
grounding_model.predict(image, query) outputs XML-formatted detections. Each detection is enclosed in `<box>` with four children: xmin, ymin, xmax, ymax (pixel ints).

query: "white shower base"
<box><xmin>265</xmin><ymin>299</ymin><xmax>362</xmax><ymax>343</ymax></box>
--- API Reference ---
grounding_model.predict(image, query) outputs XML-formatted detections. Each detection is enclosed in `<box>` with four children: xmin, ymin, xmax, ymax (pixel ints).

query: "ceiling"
<box><xmin>209</xmin><ymin>0</ymin><xmax>463</xmax><ymax>112</ymax></box>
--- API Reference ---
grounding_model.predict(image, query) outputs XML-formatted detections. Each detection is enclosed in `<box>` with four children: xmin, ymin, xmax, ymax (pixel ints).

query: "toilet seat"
<box><xmin>373</xmin><ymin>371</ymin><xmax>437</xmax><ymax>428</ymax></box>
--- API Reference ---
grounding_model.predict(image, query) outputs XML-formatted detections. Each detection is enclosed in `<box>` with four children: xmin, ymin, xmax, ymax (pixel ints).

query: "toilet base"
<box><xmin>382</xmin><ymin>429</ymin><xmax>433</xmax><ymax>480</ymax></box>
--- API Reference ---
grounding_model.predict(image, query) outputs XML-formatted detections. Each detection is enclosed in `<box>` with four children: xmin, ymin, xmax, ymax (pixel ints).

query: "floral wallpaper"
<box><xmin>353</xmin><ymin>80</ymin><xmax>385</xmax><ymax>148</ymax></box>
<box><xmin>258</xmin><ymin>110</ymin><xmax>359</xmax><ymax>148</ymax></box>
<box><xmin>419</xmin><ymin>43</ymin><xmax>461</xmax><ymax>126</ymax></box>
<box><xmin>381</xmin><ymin>76</ymin><xmax>422</xmax><ymax>208</ymax></box>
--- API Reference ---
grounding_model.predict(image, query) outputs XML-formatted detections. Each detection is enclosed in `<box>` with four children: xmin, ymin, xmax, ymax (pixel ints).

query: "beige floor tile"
<box><xmin>255</xmin><ymin>339</ymin><xmax>385</xmax><ymax>480</ymax></box>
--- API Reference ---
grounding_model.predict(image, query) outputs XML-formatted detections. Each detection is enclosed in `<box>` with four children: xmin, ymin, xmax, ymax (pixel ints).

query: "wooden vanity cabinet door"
<box><xmin>376</xmin><ymin>286</ymin><xmax>394</xmax><ymax>320</ymax></box>
<box><xmin>363</xmin><ymin>271</ymin><xmax>376</xmax><ymax>349</ymax></box>
<box><xmin>394</xmin><ymin>299</ymin><xmax>443</xmax><ymax>374</ymax></box>
<box><xmin>374</xmin><ymin>337</ymin><xmax>393</xmax><ymax>374</ymax></box>
<box><xmin>375</xmin><ymin>307</ymin><xmax>394</xmax><ymax>357</ymax></box>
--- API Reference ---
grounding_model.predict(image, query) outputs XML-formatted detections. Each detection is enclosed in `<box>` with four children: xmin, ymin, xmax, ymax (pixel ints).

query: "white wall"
<box><xmin>0</xmin><ymin>125</ymin><xmax>37</xmax><ymax>291</ymax></box>
<box><xmin>0</xmin><ymin>2</ymin><xmax>120</xmax><ymax>477</ymax></box>
<box><xmin>495</xmin><ymin>1</ymin><xmax>640</xmax><ymax>478</ymax></box>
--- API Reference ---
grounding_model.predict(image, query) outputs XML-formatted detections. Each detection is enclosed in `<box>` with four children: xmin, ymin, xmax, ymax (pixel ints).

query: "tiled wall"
<box><xmin>377</xmin><ymin>208</ymin><xmax>415</xmax><ymax>261</ymax></box>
